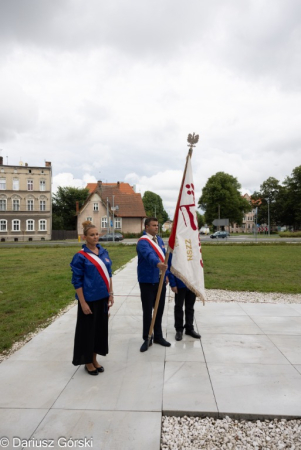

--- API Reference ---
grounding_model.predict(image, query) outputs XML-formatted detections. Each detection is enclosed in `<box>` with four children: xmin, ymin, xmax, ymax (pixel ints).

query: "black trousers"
<box><xmin>139</xmin><ymin>282</ymin><xmax>166</xmax><ymax>341</ymax></box>
<box><xmin>174</xmin><ymin>287</ymin><xmax>196</xmax><ymax>332</ymax></box>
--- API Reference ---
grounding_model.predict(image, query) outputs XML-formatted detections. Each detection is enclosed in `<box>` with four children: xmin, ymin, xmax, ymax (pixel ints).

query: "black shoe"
<box><xmin>175</xmin><ymin>331</ymin><xmax>183</xmax><ymax>341</ymax></box>
<box><xmin>154</xmin><ymin>337</ymin><xmax>171</xmax><ymax>347</ymax></box>
<box><xmin>85</xmin><ymin>365</ymin><xmax>98</xmax><ymax>376</ymax></box>
<box><xmin>140</xmin><ymin>337</ymin><xmax>153</xmax><ymax>352</ymax></box>
<box><xmin>95</xmin><ymin>365</ymin><xmax>104</xmax><ymax>373</ymax></box>
<box><xmin>185</xmin><ymin>329</ymin><xmax>201</xmax><ymax>339</ymax></box>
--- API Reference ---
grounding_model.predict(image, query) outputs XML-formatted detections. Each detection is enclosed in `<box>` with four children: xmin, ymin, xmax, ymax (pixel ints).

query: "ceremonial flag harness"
<box><xmin>138</xmin><ymin>235</ymin><xmax>165</xmax><ymax>262</ymax></box>
<box><xmin>78</xmin><ymin>250</ymin><xmax>110</xmax><ymax>293</ymax></box>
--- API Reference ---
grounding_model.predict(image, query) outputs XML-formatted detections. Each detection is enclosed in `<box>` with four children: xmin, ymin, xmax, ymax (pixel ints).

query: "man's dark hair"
<box><xmin>144</xmin><ymin>217</ymin><xmax>158</xmax><ymax>228</ymax></box>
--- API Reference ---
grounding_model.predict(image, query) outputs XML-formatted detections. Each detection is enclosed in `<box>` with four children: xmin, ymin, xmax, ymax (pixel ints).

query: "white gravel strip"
<box><xmin>167</xmin><ymin>289</ymin><xmax>301</xmax><ymax>305</ymax></box>
<box><xmin>161</xmin><ymin>416</ymin><xmax>301</xmax><ymax>450</ymax></box>
<box><xmin>204</xmin><ymin>289</ymin><xmax>301</xmax><ymax>304</ymax></box>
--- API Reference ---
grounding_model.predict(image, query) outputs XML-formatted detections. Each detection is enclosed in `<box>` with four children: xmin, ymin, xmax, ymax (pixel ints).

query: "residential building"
<box><xmin>0</xmin><ymin>157</ymin><xmax>52</xmax><ymax>241</ymax></box>
<box><xmin>230</xmin><ymin>193</ymin><xmax>262</xmax><ymax>233</ymax></box>
<box><xmin>77</xmin><ymin>181</ymin><xmax>146</xmax><ymax>236</ymax></box>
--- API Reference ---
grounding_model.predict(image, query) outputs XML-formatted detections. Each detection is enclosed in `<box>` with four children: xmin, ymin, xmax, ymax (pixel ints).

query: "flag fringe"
<box><xmin>170</xmin><ymin>266</ymin><xmax>206</xmax><ymax>305</ymax></box>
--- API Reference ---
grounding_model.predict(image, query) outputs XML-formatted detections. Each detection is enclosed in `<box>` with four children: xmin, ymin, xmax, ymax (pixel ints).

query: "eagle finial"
<box><xmin>187</xmin><ymin>133</ymin><xmax>199</xmax><ymax>152</ymax></box>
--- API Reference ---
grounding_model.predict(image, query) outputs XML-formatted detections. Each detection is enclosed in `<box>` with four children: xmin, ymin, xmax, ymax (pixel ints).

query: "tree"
<box><xmin>198</xmin><ymin>172</ymin><xmax>251</xmax><ymax>226</ymax></box>
<box><xmin>283</xmin><ymin>165</ymin><xmax>301</xmax><ymax>229</ymax></box>
<box><xmin>52</xmin><ymin>186</ymin><xmax>90</xmax><ymax>230</ymax></box>
<box><xmin>142</xmin><ymin>191</ymin><xmax>169</xmax><ymax>225</ymax></box>
<box><xmin>252</xmin><ymin>177</ymin><xmax>285</xmax><ymax>226</ymax></box>
<box><xmin>196</xmin><ymin>211</ymin><xmax>205</xmax><ymax>229</ymax></box>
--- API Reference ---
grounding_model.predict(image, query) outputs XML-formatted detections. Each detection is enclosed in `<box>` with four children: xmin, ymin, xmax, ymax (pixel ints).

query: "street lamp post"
<box><xmin>111</xmin><ymin>195</ymin><xmax>119</xmax><ymax>242</ymax></box>
<box><xmin>265</xmin><ymin>198</ymin><xmax>270</xmax><ymax>236</ymax></box>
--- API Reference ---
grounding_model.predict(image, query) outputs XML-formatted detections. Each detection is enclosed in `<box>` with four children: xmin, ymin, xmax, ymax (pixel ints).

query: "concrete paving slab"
<box><xmin>0</xmin><ymin>409</ymin><xmax>49</xmax><ymax>442</ymax></box>
<box><xmin>250</xmin><ymin>316</ymin><xmax>301</xmax><ymax>335</ymax></box>
<box><xmin>165</xmin><ymin>333</ymin><xmax>205</xmax><ymax>362</ymax></box>
<box><xmin>163</xmin><ymin>361</ymin><xmax>218</xmax><ymax>416</ymax></box>
<box><xmin>109</xmin><ymin>314</ymin><xmax>142</xmax><ymax>334</ymax></box>
<box><xmin>53</xmin><ymin>359</ymin><xmax>164</xmax><ymax>412</ymax></box>
<box><xmin>8</xmin><ymin>329</ymin><xmax>73</xmax><ymax>362</ymax></box>
<box><xmin>202</xmin><ymin>334</ymin><xmax>290</xmax><ymax>365</ymax></box>
<box><xmin>208</xmin><ymin>363</ymin><xmax>301</xmax><ymax>419</ymax></box>
<box><xmin>239</xmin><ymin>303</ymin><xmax>300</xmax><ymax>316</ymax></box>
<box><xmin>267</xmin><ymin>335</ymin><xmax>301</xmax><ymax>365</ymax></box>
<box><xmin>0</xmin><ymin>360</ymin><xmax>76</xmax><ymax>408</ymax></box>
<box><xmin>107</xmin><ymin>332</ymin><xmax>164</xmax><ymax>363</ymax></box>
<box><xmin>194</xmin><ymin>314</ymin><xmax>263</xmax><ymax>335</ymax></box>
<box><xmin>195</xmin><ymin>302</ymin><xmax>247</xmax><ymax>316</ymax></box>
<box><xmin>290</xmin><ymin>304</ymin><xmax>301</xmax><ymax>314</ymax></box>
<box><xmin>33</xmin><ymin>409</ymin><xmax>161</xmax><ymax>450</ymax></box>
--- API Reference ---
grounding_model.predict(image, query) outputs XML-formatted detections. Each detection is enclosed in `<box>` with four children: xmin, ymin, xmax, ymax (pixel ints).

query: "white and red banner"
<box><xmin>168</xmin><ymin>155</ymin><xmax>206</xmax><ymax>303</ymax></box>
<box><xmin>138</xmin><ymin>235</ymin><xmax>165</xmax><ymax>262</ymax></box>
<box><xmin>78</xmin><ymin>250</ymin><xmax>110</xmax><ymax>293</ymax></box>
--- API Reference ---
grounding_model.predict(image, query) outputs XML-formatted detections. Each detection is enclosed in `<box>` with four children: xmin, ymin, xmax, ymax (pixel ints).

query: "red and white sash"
<box><xmin>138</xmin><ymin>235</ymin><xmax>165</xmax><ymax>262</ymax></box>
<box><xmin>78</xmin><ymin>250</ymin><xmax>110</xmax><ymax>292</ymax></box>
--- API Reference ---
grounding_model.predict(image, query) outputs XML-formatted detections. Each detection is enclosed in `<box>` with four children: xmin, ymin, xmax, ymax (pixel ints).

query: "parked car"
<box><xmin>99</xmin><ymin>232</ymin><xmax>124</xmax><ymax>241</ymax></box>
<box><xmin>210</xmin><ymin>231</ymin><xmax>229</xmax><ymax>239</ymax></box>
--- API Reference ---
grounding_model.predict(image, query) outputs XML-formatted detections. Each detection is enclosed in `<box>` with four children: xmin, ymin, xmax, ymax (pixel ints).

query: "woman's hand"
<box><xmin>80</xmin><ymin>301</ymin><xmax>92</xmax><ymax>315</ymax></box>
<box><xmin>171</xmin><ymin>286</ymin><xmax>178</xmax><ymax>294</ymax></box>
<box><xmin>108</xmin><ymin>293</ymin><xmax>114</xmax><ymax>308</ymax></box>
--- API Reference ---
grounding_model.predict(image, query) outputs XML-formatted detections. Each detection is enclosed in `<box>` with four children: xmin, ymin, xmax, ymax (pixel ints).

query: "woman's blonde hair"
<box><xmin>82</xmin><ymin>220</ymin><xmax>96</xmax><ymax>236</ymax></box>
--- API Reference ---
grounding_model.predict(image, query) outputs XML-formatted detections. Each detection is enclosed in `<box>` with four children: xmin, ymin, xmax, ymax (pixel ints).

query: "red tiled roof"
<box><xmin>86</xmin><ymin>182</ymin><xmax>146</xmax><ymax>218</ymax></box>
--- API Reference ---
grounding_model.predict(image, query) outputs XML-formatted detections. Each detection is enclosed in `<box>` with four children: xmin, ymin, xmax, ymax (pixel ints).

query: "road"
<box><xmin>1</xmin><ymin>235</ymin><xmax>301</xmax><ymax>248</ymax></box>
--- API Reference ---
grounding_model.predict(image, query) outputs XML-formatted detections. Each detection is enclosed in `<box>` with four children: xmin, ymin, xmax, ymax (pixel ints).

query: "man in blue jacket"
<box><xmin>169</xmin><ymin>255</ymin><xmax>201</xmax><ymax>341</ymax></box>
<box><xmin>137</xmin><ymin>217</ymin><xmax>171</xmax><ymax>352</ymax></box>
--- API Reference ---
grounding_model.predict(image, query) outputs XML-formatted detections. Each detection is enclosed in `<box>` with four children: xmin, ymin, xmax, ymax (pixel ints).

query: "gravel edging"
<box><xmin>161</xmin><ymin>416</ymin><xmax>301</xmax><ymax>450</ymax></box>
<box><xmin>167</xmin><ymin>289</ymin><xmax>301</xmax><ymax>305</ymax></box>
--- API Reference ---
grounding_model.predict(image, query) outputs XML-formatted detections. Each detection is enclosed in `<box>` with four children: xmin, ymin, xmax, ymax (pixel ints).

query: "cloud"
<box><xmin>52</xmin><ymin>172</ymin><xmax>97</xmax><ymax>193</ymax></box>
<box><xmin>1</xmin><ymin>0</ymin><xmax>301</xmax><ymax>221</ymax></box>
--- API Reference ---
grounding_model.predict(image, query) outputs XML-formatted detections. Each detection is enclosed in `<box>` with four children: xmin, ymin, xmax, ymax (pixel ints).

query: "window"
<box><xmin>0</xmin><ymin>199</ymin><xmax>6</xmax><ymax>211</ymax></box>
<box><xmin>87</xmin><ymin>216</ymin><xmax>92</xmax><ymax>222</ymax></box>
<box><xmin>39</xmin><ymin>220</ymin><xmax>47</xmax><ymax>231</ymax></box>
<box><xmin>13</xmin><ymin>199</ymin><xmax>20</xmax><ymax>211</ymax></box>
<box><xmin>40</xmin><ymin>180</ymin><xmax>46</xmax><ymax>191</ymax></box>
<box><xmin>93</xmin><ymin>203</ymin><xmax>99</xmax><ymax>211</ymax></box>
<box><xmin>40</xmin><ymin>200</ymin><xmax>46</xmax><ymax>211</ymax></box>
<box><xmin>101</xmin><ymin>217</ymin><xmax>108</xmax><ymax>228</ymax></box>
<box><xmin>0</xmin><ymin>220</ymin><xmax>7</xmax><ymax>231</ymax></box>
<box><xmin>0</xmin><ymin>178</ymin><xmax>6</xmax><ymax>190</ymax></box>
<box><xmin>114</xmin><ymin>217</ymin><xmax>122</xmax><ymax>229</ymax></box>
<box><xmin>27</xmin><ymin>200</ymin><xmax>34</xmax><ymax>211</ymax></box>
<box><xmin>12</xmin><ymin>220</ymin><xmax>20</xmax><ymax>231</ymax></box>
<box><xmin>13</xmin><ymin>178</ymin><xmax>19</xmax><ymax>190</ymax></box>
<box><xmin>27</xmin><ymin>179</ymin><xmax>33</xmax><ymax>191</ymax></box>
<box><xmin>26</xmin><ymin>220</ymin><xmax>34</xmax><ymax>231</ymax></box>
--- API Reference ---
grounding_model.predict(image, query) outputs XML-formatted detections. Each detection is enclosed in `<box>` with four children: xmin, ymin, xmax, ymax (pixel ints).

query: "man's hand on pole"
<box><xmin>157</xmin><ymin>262</ymin><xmax>167</xmax><ymax>272</ymax></box>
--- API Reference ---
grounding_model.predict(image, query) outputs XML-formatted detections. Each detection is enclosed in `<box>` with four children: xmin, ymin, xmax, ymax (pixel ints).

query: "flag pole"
<box><xmin>147</xmin><ymin>133</ymin><xmax>199</xmax><ymax>348</ymax></box>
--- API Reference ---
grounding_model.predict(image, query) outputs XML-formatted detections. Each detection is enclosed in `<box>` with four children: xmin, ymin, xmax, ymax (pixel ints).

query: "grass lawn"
<box><xmin>0</xmin><ymin>244</ymin><xmax>137</xmax><ymax>354</ymax></box>
<box><xmin>0</xmin><ymin>243</ymin><xmax>300</xmax><ymax>354</ymax></box>
<box><xmin>202</xmin><ymin>243</ymin><xmax>301</xmax><ymax>293</ymax></box>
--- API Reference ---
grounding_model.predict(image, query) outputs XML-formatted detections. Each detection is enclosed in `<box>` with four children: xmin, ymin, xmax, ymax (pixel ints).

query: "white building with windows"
<box><xmin>0</xmin><ymin>157</ymin><xmax>52</xmax><ymax>241</ymax></box>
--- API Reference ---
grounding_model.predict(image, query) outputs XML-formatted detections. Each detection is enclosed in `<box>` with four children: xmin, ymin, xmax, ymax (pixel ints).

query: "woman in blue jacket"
<box><xmin>70</xmin><ymin>221</ymin><xmax>114</xmax><ymax>375</ymax></box>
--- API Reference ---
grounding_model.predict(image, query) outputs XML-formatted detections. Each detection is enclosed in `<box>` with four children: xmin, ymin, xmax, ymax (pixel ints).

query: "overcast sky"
<box><xmin>0</xmin><ymin>0</ymin><xmax>300</xmax><ymax>218</ymax></box>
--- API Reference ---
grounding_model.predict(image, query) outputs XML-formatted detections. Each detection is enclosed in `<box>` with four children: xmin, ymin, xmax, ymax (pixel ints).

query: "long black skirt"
<box><xmin>72</xmin><ymin>298</ymin><xmax>109</xmax><ymax>366</ymax></box>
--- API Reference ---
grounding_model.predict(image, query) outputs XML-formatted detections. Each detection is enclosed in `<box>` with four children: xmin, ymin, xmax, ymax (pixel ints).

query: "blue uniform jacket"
<box><xmin>70</xmin><ymin>244</ymin><xmax>112</xmax><ymax>302</ymax></box>
<box><xmin>168</xmin><ymin>253</ymin><xmax>186</xmax><ymax>289</ymax></box>
<box><xmin>137</xmin><ymin>231</ymin><xmax>166</xmax><ymax>283</ymax></box>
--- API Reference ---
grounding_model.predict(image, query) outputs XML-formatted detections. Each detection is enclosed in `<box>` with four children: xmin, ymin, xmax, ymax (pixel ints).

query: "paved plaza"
<box><xmin>0</xmin><ymin>257</ymin><xmax>301</xmax><ymax>449</ymax></box>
